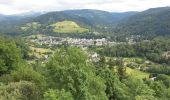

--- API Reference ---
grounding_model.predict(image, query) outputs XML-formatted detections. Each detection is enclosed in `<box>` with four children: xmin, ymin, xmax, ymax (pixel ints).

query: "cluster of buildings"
<box><xmin>30</xmin><ymin>36</ymin><xmax>116</xmax><ymax>47</ymax></box>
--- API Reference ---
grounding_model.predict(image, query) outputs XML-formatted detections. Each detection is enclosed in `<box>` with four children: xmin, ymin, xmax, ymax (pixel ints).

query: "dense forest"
<box><xmin>114</xmin><ymin>7</ymin><xmax>170</xmax><ymax>36</ymax></box>
<box><xmin>0</xmin><ymin>36</ymin><xmax>170</xmax><ymax>100</ymax></box>
<box><xmin>96</xmin><ymin>37</ymin><xmax>170</xmax><ymax>64</ymax></box>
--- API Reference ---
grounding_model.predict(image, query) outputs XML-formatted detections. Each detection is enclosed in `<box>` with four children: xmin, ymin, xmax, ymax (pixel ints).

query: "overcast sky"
<box><xmin>0</xmin><ymin>0</ymin><xmax>170</xmax><ymax>15</ymax></box>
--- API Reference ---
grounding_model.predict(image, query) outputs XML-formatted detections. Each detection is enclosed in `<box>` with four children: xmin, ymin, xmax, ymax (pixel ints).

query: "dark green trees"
<box><xmin>46</xmin><ymin>47</ymin><xmax>107</xmax><ymax>100</ymax></box>
<box><xmin>123</xmin><ymin>77</ymin><xmax>156</xmax><ymax>100</ymax></box>
<box><xmin>97</xmin><ymin>68</ymin><xmax>130</xmax><ymax>100</ymax></box>
<box><xmin>0</xmin><ymin>37</ymin><xmax>21</xmax><ymax>75</ymax></box>
<box><xmin>0</xmin><ymin>36</ymin><xmax>45</xmax><ymax>100</ymax></box>
<box><xmin>1</xmin><ymin>36</ymin><xmax>170</xmax><ymax>100</ymax></box>
<box><xmin>116</xmin><ymin>59</ymin><xmax>127</xmax><ymax>81</ymax></box>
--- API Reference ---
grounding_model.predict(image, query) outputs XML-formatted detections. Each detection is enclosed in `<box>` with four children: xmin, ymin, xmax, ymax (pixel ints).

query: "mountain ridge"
<box><xmin>0</xmin><ymin>7</ymin><xmax>170</xmax><ymax>36</ymax></box>
<box><xmin>114</xmin><ymin>7</ymin><xmax>170</xmax><ymax>36</ymax></box>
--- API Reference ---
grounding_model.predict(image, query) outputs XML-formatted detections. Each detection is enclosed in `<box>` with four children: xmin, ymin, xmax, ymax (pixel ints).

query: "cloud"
<box><xmin>0</xmin><ymin>0</ymin><xmax>13</xmax><ymax>4</ymax></box>
<box><xmin>0</xmin><ymin>0</ymin><xmax>170</xmax><ymax>15</ymax></box>
<box><xmin>0</xmin><ymin>4</ymin><xmax>27</xmax><ymax>14</ymax></box>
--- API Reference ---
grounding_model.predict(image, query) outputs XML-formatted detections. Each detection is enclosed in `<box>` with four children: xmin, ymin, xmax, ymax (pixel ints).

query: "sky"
<box><xmin>0</xmin><ymin>0</ymin><xmax>170</xmax><ymax>15</ymax></box>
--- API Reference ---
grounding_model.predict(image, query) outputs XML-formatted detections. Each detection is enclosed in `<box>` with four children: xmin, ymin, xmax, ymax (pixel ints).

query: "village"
<box><xmin>30</xmin><ymin>36</ymin><xmax>118</xmax><ymax>47</ymax></box>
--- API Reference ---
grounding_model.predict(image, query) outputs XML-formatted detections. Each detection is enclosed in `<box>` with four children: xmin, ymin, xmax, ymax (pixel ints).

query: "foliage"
<box><xmin>46</xmin><ymin>47</ymin><xmax>107</xmax><ymax>100</ymax></box>
<box><xmin>0</xmin><ymin>63</ymin><xmax>46</xmax><ymax>99</ymax></box>
<box><xmin>96</xmin><ymin>68</ymin><xmax>130</xmax><ymax>100</ymax></box>
<box><xmin>123</xmin><ymin>77</ymin><xmax>157</xmax><ymax>100</ymax></box>
<box><xmin>145</xmin><ymin>80</ymin><xmax>167</xmax><ymax>98</ymax></box>
<box><xmin>126</xmin><ymin>67</ymin><xmax>149</xmax><ymax>79</ymax></box>
<box><xmin>15</xmin><ymin>38</ymin><xmax>31</xmax><ymax>59</ymax></box>
<box><xmin>155</xmin><ymin>74</ymin><xmax>170</xmax><ymax>88</ymax></box>
<box><xmin>0</xmin><ymin>37</ymin><xmax>21</xmax><ymax>75</ymax></box>
<box><xmin>116</xmin><ymin>58</ymin><xmax>127</xmax><ymax>81</ymax></box>
<box><xmin>97</xmin><ymin>38</ymin><xmax>170</xmax><ymax>65</ymax></box>
<box><xmin>20</xmin><ymin>22</ymin><xmax>41</xmax><ymax>34</ymax></box>
<box><xmin>0</xmin><ymin>36</ymin><xmax>170</xmax><ymax>100</ymax></box>
<box><xmin>0</xmin><ymin>81</ymin><xmax>41</xmax><ymax>100</ymax></box>
<box><xmin>44</xmin><ymin>89</ymin><xmax>73</xmax><ymax>100</ymax></box>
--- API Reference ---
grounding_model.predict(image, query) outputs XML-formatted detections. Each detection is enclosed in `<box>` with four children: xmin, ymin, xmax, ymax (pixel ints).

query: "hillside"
<box><xmin>1</xmin><ymin>8</ymin><xmax>170</xmax><ymax>36</ymax></box>
<box><xmin>115</xmin><ymin>7</ymin><xmax>170</xmax><ymax>36</ymax></box>
<box><xmin>51</xmin><ymin>21</ymin><xmax>88</xmax><ymax>33</ymax></box>
<box><xmin>0</xmin><ymin>9</ymin><xmax>137</xmax><ymax>35</ymax></box>
<box><xmin>32</xmin><ymin>9</ymin><xmax>136</xmax><ymax>27</ymax></box>
<box><xmin>0</xmin><ymin>14</ymin><xmax>38</xmax><ymax>35</ymax></box>
<box><xmin>14</xmin><ymin>9</ymin><xmax>136</xmax><ymax>35</ymax></box>
<box><xmin>63</xmin><ymin>9</ymin><xmax>136</xmax><ymax>25</ymax></box>
<box><xmin>126</xmin><ymin>67</ymin><xmax>149</xmax><ymax>79</ymax></box>
<box><xmin>32</xmin><ymin>11</ymin><xmax>92</xmax><ymax>27</ymax></box>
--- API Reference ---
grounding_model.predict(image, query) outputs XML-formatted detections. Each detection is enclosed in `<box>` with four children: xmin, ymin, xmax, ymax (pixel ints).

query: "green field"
<box><xmin>122</xmin><ymin>57</ymin><xmax>150</xmax><ymax>79</ymax></box>
<box><xmin>30</xmin><ymin>46</ymin><xmax>52</xmax><ymax>58</ymax></box>
<box><xmin>51</xmin><ymin>20</ymin><xmax>89</xmax><ymax>33</ymax></box>
<box><xmin>21</xmin><ymin>22</ymin><xmax>41</xmax><ymax>31</ymax></box>
<box><xmin>126</xmin><ymin>67</ymin><xmax>149</xmax><ymax>79</ymax></box>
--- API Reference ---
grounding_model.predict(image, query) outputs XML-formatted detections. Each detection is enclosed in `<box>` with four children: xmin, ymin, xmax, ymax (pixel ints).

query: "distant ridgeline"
<box><xmin>0</xmin><ymin>9</ymin><xmax>136</xmax><ymax>36</ymax></box>
<box><xmin>0</xmin><ymin>7</ymin><xmax>170</xmax><ymax>37</ymax></box>
<box><xmin>114</xmin><ymin>7</ymin><xmax>170</xmax><ymax>36</ymax></box>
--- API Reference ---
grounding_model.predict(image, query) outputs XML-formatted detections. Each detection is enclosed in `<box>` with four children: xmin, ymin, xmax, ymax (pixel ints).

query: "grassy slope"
<box><xmin>21</xmin><ymin>22</ymin><xmax>41</xmax><ymax>31</ymax></box>
<box><xmin>51</xmin><ymin>20</ymin><xmax>89</xmax><ymax>33</ymax></box>
<box><xmin>126</xmin><ymin>67</ymin><xmax>149</xmax><ymax>79</ymax></box>
<box><xmin>30</xmin><ymin>47</ymin><xmax>52</xmax><ymax>58</ymax></box>
<box><xmin>123</xmin><ymin>57</ymin><xmax>149</xmax><ymax>79</ymax></box>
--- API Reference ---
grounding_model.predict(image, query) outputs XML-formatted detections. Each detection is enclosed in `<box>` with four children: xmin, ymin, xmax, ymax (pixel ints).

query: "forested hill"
<box><xmin>32</xmin><ymin>9</ymin><xmax>136</xmax><ymax>26</ymax></box>
<box><xmin>0</xmin><ymin>14</ymin><xmax>39</xmax><ymax>34</ymax></box>
<box><xmin>0</xmin><ymin>9</ymin><xmax>136</xmax><ymax>34</ymax></box>
<box><xmin>1</xmin><ymin>7</ymin><xmax>170</xmax><ymax>36</ymax></box>
<box><xmin>32</xmin><ymin>11</ymin><xmax>93</xmax><ymax>27</ymax></box>
<box><xmin>115</xmin><ymin>7</ymin><xmax>170</xmax><ymax>36</ymax></box>
<box><xmin>63</xmin><ymin>9</ymin><xmax>137</xmax><ymax>25</ymax></box>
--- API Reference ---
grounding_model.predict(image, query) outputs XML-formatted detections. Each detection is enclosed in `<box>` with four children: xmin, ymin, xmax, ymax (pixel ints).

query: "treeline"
<box><xmin>0</xmin><ymin>36</ymin><xmax>170</xmax><ymax>100</ymax></box>
<box><xmin>97</xmin><ymin>38</ymin><xmax>170</xmax><ymax>65</ymax></box>
<box><xmin>93</xmin><ymin>37</ymin><xmax>170</xmax><ymax>75</ymax></box>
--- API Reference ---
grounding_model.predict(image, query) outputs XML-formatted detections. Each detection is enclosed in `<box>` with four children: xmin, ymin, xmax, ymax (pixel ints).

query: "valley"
<box><xmin>0</xmin><ymin>6</ymin><xmax>170</xmax><ymax>100</ymax></box>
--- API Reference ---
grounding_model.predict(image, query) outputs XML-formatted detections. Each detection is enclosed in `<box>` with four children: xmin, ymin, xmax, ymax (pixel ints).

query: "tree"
<box><xmin>15</xmin><ymin>38</ymin><xmax>31</xmax><ymax>59</ymax></box>
<box><xmin>0</xmin><ymin>81</ymin><xmax>41</xmax><ymax>100</ymax></box>
<box><xmin>46</xmin><ymin>47</ymin><xmax>107</xmax><ymax>100</ymax></box>
<box><xmin>96</xmin><ymin>68</ymin><xmax>130</xmax><ymax>100</ymax></box>
<box><xmin>0</xmin><ymin>37</ymin><xmax>21</xmax><ymax>75</ymax></box>
<box><xmin>99</xmin><ymin>56</ymin><xmax>106</xmax><ymax>67</ymax></box>
<box><xmin>166</xmin><ymin>87</ymin><xmax>170</xmax><ymax>98</ymax></box>
<box><xmin>123</xmin><ymin>77</ymin><xmax>157</xmax><ymax>100</ymax></box>
<box><xmin>144</xmin><ymin>79</ymin><xmax>168</xmax><ymax>99</ymax></box>
<box><xmin>107</xmin><ymin>58</ymin><xmax>116</xmax><ymax>69</ymax></box>
<box><xmin>116</xmin><ymin>58</ymin><xmax>127</xmax><ymax>81</ymax></box>
<box><xmin>155</xmin><ymin>74</ymin><xmax>170</xmax><ymax>88</ymax></box>
<box><xmin>0</xmin><ymin>63</ymin><xmax>46</xmax><ymax>98</ymax></box>
<box><xmin>44</xmin><ymin>89</ymin><xmax>73</xmax><ymax>100</ymax></box>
